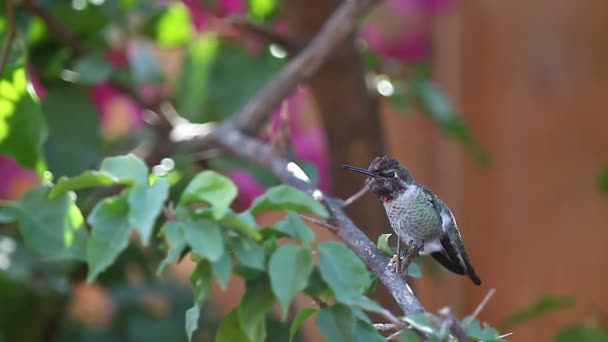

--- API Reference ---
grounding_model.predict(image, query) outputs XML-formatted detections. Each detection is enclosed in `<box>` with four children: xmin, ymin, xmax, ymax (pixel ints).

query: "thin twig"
<box><xmin>342</xmin><ymin>184</ymin><xmax>369</xmax><ymax>208</ymax></box>
<box><xmin>0</xmin><ymin>0</ymin><xmax>17</xmax><ymax>74</ymax></box>
<box><xmin>387</xmin><ymin>330</ymin><xmax>403</xmax><ymax>341</ymax></box>
<box><xmin>374</xmin><ymin>323</ymin><xmax>398</xmax><ymax>332</ymax></box>
<box><xmin>299</xmin><ymin>214</ymin><xmax>337</xmax><ymax>231</ymax></box>
<box><xmin>189</xmin><ymin>0</ymin><xmax>378</xmax><ymax>145</ymax></box>
<box><xmin>463</xmin><ymin>288</ymin><xmax>496</xmax><ymax>328</ymax></box>
<box><xmin>22</xmin><ymin>0</ymin><xmax>88</xmax><ymax>56</ymax></box>
<box><xmin>207</xmin><ymin>128</ymin><xmax>425</xmax><ymax>315</ymax></box>
<box><xmin>229</xmin><ymin>16</ymin><xmax>299</xmax><ymax>52</ymax></box>
<box><xmin>438</xmin><ymin>307</ymin><xmax>471</xmax><ymax>342</ymax></box>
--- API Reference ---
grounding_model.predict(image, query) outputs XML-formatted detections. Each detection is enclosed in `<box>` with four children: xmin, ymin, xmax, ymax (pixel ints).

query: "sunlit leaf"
<box><xmin>0</xmin><ymin>67</ymin><xmax>47</xmax><ymax>169</ymax></box>
<box><xmin>11</xmin><ymin>185</ymin><xmax>87</xmax><ymax>261</ymax></box>
<box><xmin>221</xmin><ymin>209</ymin><xmax>262</xmax><ymax>240</ymax></box>
<box><xmin>156</xmin><ymin>2</ymin><xmax>193</xmax><ymax>47</ymax></box>
<box><xmin>377</xmin><ymin>233</ymin><xmax>394</xmax><ymax>257</ymax></box>
<box><xmin>250</xmin><ymin>185</ymin><xmax>328</xmax><ymax>217</ymax></box>
<box><xmin>212</xmin><ymin>249</ymin><xmax>232</xmax><ymax>290</ymax></box>
<box><xmin>179</xmin><ymin>170</ymin><xmax>238</xmax><ymax>220</ymax></box>
<box><xmin>247</xmin><ymin>0</ymin><xmax>277</xmax><ymax>21</ymax></box>
<box><xmin>49</xmin><ymin>170</ymin><xmax>130</xmax><ymax>198</ymax></box>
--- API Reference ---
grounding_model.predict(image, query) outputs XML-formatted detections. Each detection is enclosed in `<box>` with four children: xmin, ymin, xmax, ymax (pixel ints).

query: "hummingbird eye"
<box><xmin>384</xmin><ymin>171</ymin><xmax>397</xmax><ymax>178</ymax></box>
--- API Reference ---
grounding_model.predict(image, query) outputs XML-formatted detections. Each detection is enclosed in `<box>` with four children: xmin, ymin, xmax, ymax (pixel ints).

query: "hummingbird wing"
<box><xmin>423</xmin><ymin>187</ymin><xmax>482</xmax><ymax>285</ymax></box>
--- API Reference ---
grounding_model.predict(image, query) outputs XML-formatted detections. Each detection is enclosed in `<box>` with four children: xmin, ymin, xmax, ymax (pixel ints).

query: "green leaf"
<box><xmin>247</xmin><ymin>0</ymin><xmax>277</xmax><ymax>21</ymax></box>
<box><xmin>377</xmin><ymin>233</ymin><xmax>394</xmax><ymax>257</ymax></box>
<box><xmin>11</xmin><ymin>185</ymin><xmax>87</xmax><ymax>261</ymax></box>
<box><xmin>174</xmin><ymin>33</ymin><xmax>219</xmax><ymax>122</ymax></box>
<box><xmin>221</xmin><ymin>210</ymin><xmax>262</xmax><ymax>241</ymax></box>
<box><xmin>179</xmin><ymin>170</ymin><xmax>238</xmax><ymax>220</ymax></box>
<box><xmin>0</xmin><ymin>67</ymin><xmax>47</xmax><ymax>169</ymax></box>
<box><xmin>412</xmin><ymin>78</ymin><xmax>490</xmax><ymax>165</ymax></box>
<box><xmin>289</xmin><ymin>307</ymin><xmax>317</xmax><ymax>341</ymax></box>
<box><xmin>275</xmin><ymin>211</ymin><xmax>315</xmax><ymax>243</ymax></box>
<box><xmin>191</xmin><ymin>261</ymin><xmax>213</xmax><ymax>305</ymax></box>
<box><xmin>212</xmin><ymin>249</ymin><xmax>232</xmax><ymax>290</ymax></box>
<box><xmin>555</xmin><ymin>325</ymin><xmax>608</xmax><ymax>342</ymax></box>
<box><xmin>464</xmin><ymin>318</ymin><xmax>502</xmax><ymax>341</ymax></box>
<box><xmin>354</xmin><ymin>320</ymin><xmax>386</xmax><ymax>342</ymax></box>
<box><xmin>185</xmin><ymin>305</ymin><xmax>200</xmax><ymax>342</ymax></box>
<box><xmin>316</xmin><ymin>304</ymin><xmax>355</xmax><ymax>342</ymax></box>
<box><xmin>318</xmin><ymin>241</ymin><xmax>372</xmax><ymax>305</ymax></box>
<box><xmin>0</xmin><ymin>205</ymin><xmax>18</xmax><ymax>223</ymax></box>
<box><xmin>42</xmin><ymin>86</ymin><xmax>102</xmax><ymax>177</ymax></box>
<box><xmin>72</xmin><ymin>55</ymin><xmax>114</xmax><ymax>84</ymax></box>
<box><xmin>157</xmin><ymin>221</ymin><xmax>186</xmax><ymax>274</ymax></box>
<box><xmin>86</xmin><ymin>194</ymin><xmax>131</xmax><ymax>281</ymax></box>
<box><xmin>238</xmin><ymin>277</ymin><xmax>274</xmax><ymax>341</ymax></box>
<box><xmin>156</xmin><ymin>2</ymin><xmax>193</xmax><ymax>47</ymax></box>
<box><xmin>49</xmin><ymin>170</ymin><xmax>129</xmax><ymax>198</ymax></box>
<box><xmin>408</xmin><ymin>261</ymin><xmax>422</xmax><ymax>279</ymax></box>
<box><xmin>100</xmin><ymin>154</ymin><xmax>149</xmax><ymax>185</ymax></box>
<box><xmin>175</xmin><ymin>40</ymin><xmax>284</xmax><ymax>123</ymax></box>
<box><xmin>499</xmin><ymin>294</ymin><xmax>575</xmax><ymax>329</ymax></box>
<box><xmin>399</xmin><ymin>330</ymin><xmax>421</xmax><ymax>341</ymax></box>
<box><xmin>234</xmin><ymin>239</ymin><xmax>266</xmax><ymax>271</ymax></box>
<box><xmin>128</xmin><ymin>178</ymin><xmax>169</xmax><ymax>245</ymax></box>
<box><xmin>303</xmin><ymin>267</ymin><xmax>328</xmax><ymax>298</ymax></box>
<box><xmin>216</xmin><ymin>309</ymin><xmax>250</xmax><ymax>342</ymax></box>
<box><xmin>598</xmin><ymin>166</ymin><xmax>608</xmax><ymax>194</ymax></box>
<box><xmin>268</xmin><ymin>244</ymin><xmax>314</xmax><ymax>319</ymax></box>
<box><xmin>183</xmin><ymin>218</ymin><xmax>224</xmax><ymax>262</ymax></box>
<box><xmin>250</xmin><ymin>185</ymin><xmax>328</xmax><ymax>218</ymax></box>
<box><xmin>403</xmin><ymin>313</ymin><xmax>437</xmax><ymax>335</ymax></box>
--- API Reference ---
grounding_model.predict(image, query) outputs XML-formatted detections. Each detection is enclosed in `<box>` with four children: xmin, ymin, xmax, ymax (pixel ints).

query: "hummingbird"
<box><xmin>342</xmin><ymin>156</ymin><xmax>481</xmax><ymax>285</ymax></box>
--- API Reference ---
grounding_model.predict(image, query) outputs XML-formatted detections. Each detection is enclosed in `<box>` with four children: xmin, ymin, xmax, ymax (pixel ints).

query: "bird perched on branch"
<box><xmin>342</xmin><ymin>156</ymin><xmax>481</xmax><ymax>285</ymax></box>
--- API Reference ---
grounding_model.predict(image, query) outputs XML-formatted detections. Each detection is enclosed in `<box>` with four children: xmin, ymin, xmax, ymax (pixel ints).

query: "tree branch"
<box><xmin>204</xmin><ymin>128</ymin><xmax>425</xmax><ymax>314</ymax></box>
<box><xmin>192</xmin><ymin>0</ymin><xmax>377</xmax><ymax>144</ymax></box>
<box><xmin>229</xmin><ymin>16</ymin><xmax>300</xmax><ymax>53</ymax></box>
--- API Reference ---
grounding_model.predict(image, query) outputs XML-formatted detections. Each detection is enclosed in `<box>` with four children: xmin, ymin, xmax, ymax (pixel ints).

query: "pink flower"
<box><xmin>0</xmin><ymin>155</ymin><xmax>38</xmax><ymax>200</ymax></box>
<box><xmin>182</xmin><ymin>0</ymin><xmax>246</xmax><ymax>33</ymax></box>
<box><xmin>228</xmin><ymin>89</ymin><xmax>331</xmax><ymax>211</ymax></box>
<box><xmin>90</xmin><ymin>82</ymin><xmax>144</xmax><ymax>140</ymax></box>
<box><xmin>362</xmin><ymin>0</ymin><xmax>455</xmax><ymax>62</ymax></box>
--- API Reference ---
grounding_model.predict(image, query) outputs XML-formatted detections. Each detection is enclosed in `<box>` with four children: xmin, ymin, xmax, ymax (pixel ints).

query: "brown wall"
<box><xmin>379</xmin><ymin>1</ymin><xmax>608</xmax><ymax>340</ymax></box>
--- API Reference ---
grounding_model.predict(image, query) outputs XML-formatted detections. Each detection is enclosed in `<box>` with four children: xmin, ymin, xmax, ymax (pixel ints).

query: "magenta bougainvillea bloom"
<box><xmin>182</xmin><ymin>0</ymin><xmax>246</xmax><ymax>32</ymax></box>
<box><xmin>228</xmin><ymin>89</ymin><xmax>331</xmax><ymax>210</ymax></box>
<box><xmin>90</xmin><ymin>82</ymin><xmax>144</xmax><ymax>140</ymax></box>
<box><xmin>362</xmin><ymin>0</ymin><xmax>454</xmax><ymax>62</ymax></box>
<box><xmin>0</xmin><ymin>155</ymin><xmax>38</xmax><ymax>200</ymax></box>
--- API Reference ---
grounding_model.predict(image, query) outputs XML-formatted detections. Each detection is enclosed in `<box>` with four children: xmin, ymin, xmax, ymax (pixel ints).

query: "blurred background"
<box><xmin>1</xmin><ymin>0</ymin><xmax>607</xmax><ymax>341</ymax></box>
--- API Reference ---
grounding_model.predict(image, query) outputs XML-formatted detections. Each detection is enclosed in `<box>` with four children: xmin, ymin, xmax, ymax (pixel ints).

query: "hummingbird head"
<box><xmin>341</xmin><ymin>156</ymin><xmax>413</xmax><ymax>201</ymax></box>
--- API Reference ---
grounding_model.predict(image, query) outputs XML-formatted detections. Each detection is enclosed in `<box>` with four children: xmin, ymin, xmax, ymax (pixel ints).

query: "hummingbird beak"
<box><xmin>341</xmin><ymin>165</ymin><xmax>376</xmax><ymax>177</ymax></box>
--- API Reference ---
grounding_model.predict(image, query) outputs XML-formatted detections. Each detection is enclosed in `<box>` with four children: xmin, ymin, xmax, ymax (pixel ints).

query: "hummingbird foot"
<box><xmin>399</xmin><ymin>240</ymin><xmax>423</xmax><ymax>275</ymax></box>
